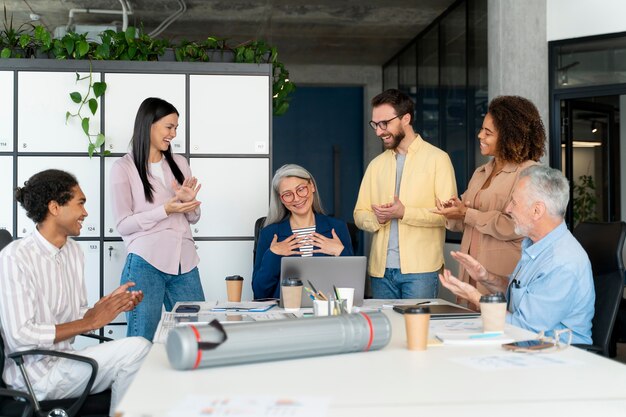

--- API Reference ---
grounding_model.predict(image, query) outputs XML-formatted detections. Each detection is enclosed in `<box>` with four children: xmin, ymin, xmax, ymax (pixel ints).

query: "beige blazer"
<box><xmin>447</xmin><ymin>159</ymin><xmax>537</xmax><ymax>294</ymax></box>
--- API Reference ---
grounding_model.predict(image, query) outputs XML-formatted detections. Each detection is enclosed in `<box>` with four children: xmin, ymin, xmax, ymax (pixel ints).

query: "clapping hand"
<box><xmin>311</xmin><ymin>229</ymin><xmax>344</xmax><ymax>256</ymax></box>
<box><xmin>172</xmin><ymin>177</ymin><xmax>201</xmax><ymax>203</ymax></box>
<box><xmin>372</xmin><ymin>196</ymin><xmax>405</xmax><ymax>224</ymax></box>
<box><xmin>432</xmin><ymin>196</ymin><xmax>467</xmax><ymax>220</ymax></box>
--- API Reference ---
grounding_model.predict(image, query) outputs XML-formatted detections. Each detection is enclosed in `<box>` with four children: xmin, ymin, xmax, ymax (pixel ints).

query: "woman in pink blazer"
<box><xmin>434</xmin><ymin>96</ymin><xmax>546</xmax><ymax>307</ymax></box>
<box><xmin>110</xmin><ymin>97</ymin><xmax>205</xmax><ymax>341</ymax></box>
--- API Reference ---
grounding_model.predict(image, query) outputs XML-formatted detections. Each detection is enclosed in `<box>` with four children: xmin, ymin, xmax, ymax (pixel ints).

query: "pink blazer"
<box><xmin>110</xmin><ymin>153</ymin><xmax>200</xmax><ymax>275</ymax></box>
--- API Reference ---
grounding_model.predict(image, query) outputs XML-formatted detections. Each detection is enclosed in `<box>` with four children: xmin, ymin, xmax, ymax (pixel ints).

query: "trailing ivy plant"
<box><xmin>66</xmin><ymin>67</ymin><xmax>108</xmax><ymax>157</ymax></box>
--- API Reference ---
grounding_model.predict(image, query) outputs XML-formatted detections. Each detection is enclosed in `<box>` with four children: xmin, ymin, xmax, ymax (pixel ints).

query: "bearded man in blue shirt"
<box><xmin>439</xmin><ymin>165</ymin><xmax>595</xmax><ymax>344</ymax></box>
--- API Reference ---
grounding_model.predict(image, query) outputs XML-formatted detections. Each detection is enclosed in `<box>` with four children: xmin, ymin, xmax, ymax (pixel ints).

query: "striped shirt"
<box><xmin>0</xmin><ymin>230</ymin><xmax>88</xmax><ymax>388</ymax></box>
<box><xmin>293</xmin><ymin>225</ymin><xmax>315</xmax><ymax>257</ymax></box>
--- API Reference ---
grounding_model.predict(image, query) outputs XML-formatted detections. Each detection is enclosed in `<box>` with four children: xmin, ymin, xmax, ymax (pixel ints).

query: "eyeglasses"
<box><xmin>506</xmin><ymin>329</ymin><xmax>573</xmax><ymax>354</ymax></box>
<box><xmin>280</xmin><ymin>184</ymin><xmax>310</xmax><ymax>203</ymax></box>
<box><xmin>368</xmin><ymin>115</ymin><xmax>401</xmax><ymax>131</ymax></box>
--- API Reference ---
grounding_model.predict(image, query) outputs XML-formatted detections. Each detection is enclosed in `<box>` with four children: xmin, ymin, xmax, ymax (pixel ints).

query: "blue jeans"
<box><xmin>121</xmin><ymin>253</ymin><xmax>205</xmax><ymax>341</ymax></box>
<box><xmin>370</xmin><ymin>268</ymin><xmax>440</xmax><ymax>299</ymax></box>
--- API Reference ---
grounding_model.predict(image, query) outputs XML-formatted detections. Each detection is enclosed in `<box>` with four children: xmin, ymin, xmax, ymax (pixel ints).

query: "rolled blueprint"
<box><xmin>166</xmin><ymin>312</ymin><xmax>392</xmax><ymax>370</ymax></box>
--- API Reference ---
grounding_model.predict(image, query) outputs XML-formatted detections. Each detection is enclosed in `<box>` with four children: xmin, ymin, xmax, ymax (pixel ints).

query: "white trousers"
<box><xmin>29</xmin><ymin>337</ymin><xmax>151</xmax><ymax>416</ymax></box>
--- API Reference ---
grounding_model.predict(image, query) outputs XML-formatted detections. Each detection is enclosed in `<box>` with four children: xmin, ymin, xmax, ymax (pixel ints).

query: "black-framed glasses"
<box><xmin>368</xmin><ymin>115</ymin><xmax>401</xmax><ymax>131</ymax></box>
<box><xmin>280</xmin><ymin>184</ymin><xmax>310</xmax><ymax>203</ymax></box>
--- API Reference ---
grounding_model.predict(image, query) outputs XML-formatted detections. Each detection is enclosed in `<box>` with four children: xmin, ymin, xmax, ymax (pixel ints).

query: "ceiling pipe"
<box><xmin>148</xmin><ymin>0</ymin><xmax>186</xmax><ymax>38</ymax></box>
<box><xmin>66</xmin><ymin>0</ymin><xmax>134</xmax><ymax>31</ymax></box>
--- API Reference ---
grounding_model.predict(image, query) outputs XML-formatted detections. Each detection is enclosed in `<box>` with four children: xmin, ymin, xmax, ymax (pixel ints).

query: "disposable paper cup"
<box><xmin>404</xmin><ymin>306</ymin><xmax>431</xmax><ymax>351</ymax></box>
<box><xmin>281</xmin><ymin>277</ymin><xmax>303</xmax><ymax>312</ymax></box>
<box><xmin>225</xmin><ymin>275</ymin><xmax>244</xmax><ymax>302</ymax></box>
<box><xmin>336</xmin><ymin>287</ymin><xmax>355</xmax><ymax>313</ymax></box>
<box><xmin>479</xmin><ymin>293</ymin><xmax>507</xmax><ymax>333</ymax></box>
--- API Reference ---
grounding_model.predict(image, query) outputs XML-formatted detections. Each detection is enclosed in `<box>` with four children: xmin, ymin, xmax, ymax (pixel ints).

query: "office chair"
<box><xmin>346</xmin><ymin>222</ymin><xmax>359</xmax><ymax>254</ymax></box>
<box><xmin>572</xmin><ymin>221</ymin><xmax>626</xmax><ymax>357</ymax></box>
<box><xmin>0</xmin><ymin>331</ymin><xmax>112</xmax><ymax>417</ymax></box>
<box><xmin>252</xmin><ymin>216</ymin><xmax>267</xmax><ymax>264</ymax></box>
<box><xmin>0</xmin><ymin>229</ymin><xmax>12</xmax><ymax>253</ymax></box>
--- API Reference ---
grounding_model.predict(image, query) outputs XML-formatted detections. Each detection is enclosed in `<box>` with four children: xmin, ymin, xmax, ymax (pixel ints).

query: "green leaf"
<box><xmin>274</xmin><ymin>101</ymin><xmax>289</xmax><ymax>116</ymax></box>
<box><xmin>103</xmin><ymin>150</ymin><xmax>112</xmax><ymax>156</ymax></box>
<box><xmin>88</xmin><ymin>143</ymin><xmax>96</xmax><ymax>158</ymax></box>
<box><xmin>19</xmin><ymin>34</ymin><xmax>30</xmax><ymax>49</ymax></box>
<box><xmin>75</xmin><ymin>72</ymin><xmax>80</xmax><ymax>81</ymax></box>
<box><xmin>63</xmin><ymin>37</ymin><xmax>74</xmax><ymax>55</ymax></box>
<box><xmin>65</xmin><ymin>111</ymin><xmax>71</xmax><ymax>124</ymax></box>
<box><xmin>128</xmin><ymin>45</ymin><xmax>137</xmax><ymax>59</ymax></box>
<box><xmin>88</xmin><ymin>98</ymin><xmax>98</xmax><ymax>115</ymax></box>
<box><xmin>125</xmin><ymin>26</ymin><xmax>136</xmax><ymax>42</ymax></box>
<box><xmin>1</xmin><ymin>48</ymin><xmax>10</xmax><ymax>58</ymax></box>
<box><xmin>69</xmin><ymin>92</ymin><xmax>82</xmax><ymax>103</ymax></box>
<box><xmin>95</xmin><ymin>133</ymin><xmax>105</xmax><ymax>147</ymax></box>
<box><xmin>81</xmin><ymin>117</ymin><xmax>90</xmax><ymax>135</ymax></box>
<box><xmin>92</xmin><ymin>82</ymin><xmax>107</xmax><ymax>98</ymax></box>
<box><xmin>77</xmin><ymin>40</ymin><xmax>89</xmax><ymax>57</ymax></box>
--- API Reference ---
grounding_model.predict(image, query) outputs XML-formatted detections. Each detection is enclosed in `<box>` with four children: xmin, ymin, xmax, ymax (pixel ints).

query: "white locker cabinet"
<box><xmin>189</xmin><ymin>75</ymin><xmax>270</xmax><ymax>155</ymax></box>
<box><xmin>16</xmin><ymin>156</ymin><xmax>101</xmax><ymax>238</ymax></box>
<box><xmin>104</xmin><ymin>156</ymin><xmax>121</xmax><ymax>237</ymax></box>
<box><xmin>104</xmin><ymin>324</ymin><xmax>127</xmax><ymax>340</ymax></box>
<box><xmin>0</xmin><ymin>71</ymin><xmax>13</xmax><ymax>151</ymax></box>
<box><xmin>104</xmin><ymin>73</ymin><xmax>186</xmax><ymax>154</ymax></box>
<box><xmin>195</xmin><ymin>240</ymin><xmax>255</xmax><ymax>301</ymax></box>
<box><xmin>76</xmin><ymin>240</ymin><xmax>101</xmax><ymax>307</ymax></box>
<box><xmin>0</xmin><ymin>156</ymin><xmax>13</xmax><ymax>231</ymax></box>
<box><xmin>190</xmin><ymin>158</ymin><xmax>269</xmax><ymax>237</ymax></box>
<box><xmin>18</xmin><ymin>71</ymin><xmax>102</xmax><ymax>153</ymax></box>
<box><xmin>102</xmin><ymin>241</ymin><xmax>127</xmax><ymax>323</ymax></box>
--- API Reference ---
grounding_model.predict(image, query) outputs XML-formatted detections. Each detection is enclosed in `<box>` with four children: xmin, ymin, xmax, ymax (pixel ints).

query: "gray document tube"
<box><xmin>166</xmin><ymin>312</ymin><xmax>392</xmax><ymax>370</ymax></box>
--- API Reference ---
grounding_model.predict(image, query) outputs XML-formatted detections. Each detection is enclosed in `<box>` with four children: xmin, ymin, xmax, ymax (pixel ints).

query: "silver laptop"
<box><xmin>279</xmin><ymin>256</ymin><xmax>367</xmax><ymax>308</ymax></box>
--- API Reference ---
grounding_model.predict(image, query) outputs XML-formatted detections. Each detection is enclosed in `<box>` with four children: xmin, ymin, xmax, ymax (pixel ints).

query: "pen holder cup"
<box><xmin>314</xmin><ymin>299</ymin><xmax>347</xmax><ymax>316</ymax></box>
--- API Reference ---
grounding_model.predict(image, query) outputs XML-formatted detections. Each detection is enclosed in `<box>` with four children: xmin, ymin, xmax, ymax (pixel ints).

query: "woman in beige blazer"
<box><xmin>434</xmin><ymin>96</ymin><xmax>546</xmax><ymax>305</ymax></box>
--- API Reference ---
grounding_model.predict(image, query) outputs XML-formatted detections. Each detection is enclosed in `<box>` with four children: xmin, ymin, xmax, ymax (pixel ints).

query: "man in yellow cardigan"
<box><xmin>354</xmin><ymin>89</ymin><xmax>457</xmax><ymax>299</ymax></box>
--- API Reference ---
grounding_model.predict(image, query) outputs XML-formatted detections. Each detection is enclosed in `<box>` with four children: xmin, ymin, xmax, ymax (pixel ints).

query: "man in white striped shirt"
<box><xmin>0</xmin><ymin>169</ymin><xmax>151</xmax><ymax>416</ymax></box>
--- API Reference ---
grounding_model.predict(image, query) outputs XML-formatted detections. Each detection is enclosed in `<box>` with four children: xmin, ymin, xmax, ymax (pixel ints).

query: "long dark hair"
<box><xmin>131</xmin><ymin>97</ymin><xmax>185</xmax><ymax>202</ymax></box>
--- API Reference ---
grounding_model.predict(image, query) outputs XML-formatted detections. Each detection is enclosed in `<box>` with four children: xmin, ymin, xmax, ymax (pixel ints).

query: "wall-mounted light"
<box><xmin>591</xmin><ymin>121</ymin><xmax>598</xmax><ymax>133</ymax></box>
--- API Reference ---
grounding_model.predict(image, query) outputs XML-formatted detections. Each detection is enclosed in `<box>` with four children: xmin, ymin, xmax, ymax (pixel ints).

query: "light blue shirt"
<box><xmin>505</xmin><ymin>221</ymin><xmax>595</xmax><ymax>344</ymax></box>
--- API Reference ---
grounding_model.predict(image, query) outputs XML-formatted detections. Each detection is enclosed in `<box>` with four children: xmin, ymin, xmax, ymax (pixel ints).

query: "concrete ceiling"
<box><xmin>4</xmin><ymin>0</ymin><xmax>457</xmax><ymax>65</ymax></box>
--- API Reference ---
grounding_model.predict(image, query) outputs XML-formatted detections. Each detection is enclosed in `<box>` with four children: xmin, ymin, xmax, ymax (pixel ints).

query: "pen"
<box><xmin>469</xmin><ymin>332</ymin><xmax>503</xmax><ymax>339</ymax></box>
<box><xmin>304</xmin><ymin>286</ymin><xmax>318</xmax><ymax>300</ymax></box>
<box><xmin>333</xmin><ymin>285</ymin><xmax>340</xmax><ymax>300</ymax></box>
<box><xmin>307</xmin><ymin>280</ymin><xmax>319</xmax><ymax>294</ymax></box>
<box><xmin>414</xmin><ymin>301</ymin><xmax>431</xmax><ymax>306</ymax></box>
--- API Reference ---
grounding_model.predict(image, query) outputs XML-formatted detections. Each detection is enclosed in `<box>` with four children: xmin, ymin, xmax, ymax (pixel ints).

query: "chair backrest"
<box><xmin>0</xmin><ymin>229</ymin><xmax>12</xmax><ymax>253</ymax></box>
<box><xmin>573</xmin><ymin>221</ymin><xmax>626</xmax><ymax>275</ymax></box>
<box><xmin>591</xmin><ymin>270</ymin><xmax>624</xmax><ymax>356</ymax></box>
<box><xmin>346</xmin><ymin>222</ymin><xmax>359</xmax><ymax>254</ymax></box>
<box><xmin>0</xmin><ymin>330</ymin><xmax>6</xmax><ymax>389</ymax></box>
<box><xmin>252</xmin><ymin>216</ymin><xmax>267</xmax><ymax>264</ymax></box>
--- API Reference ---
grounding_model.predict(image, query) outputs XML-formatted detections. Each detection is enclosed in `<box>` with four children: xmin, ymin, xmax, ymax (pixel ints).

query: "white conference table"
<box><xmin>117</xmin><ymin>300</ymin><xmax>626</xmax><ymax>417</ymax></box>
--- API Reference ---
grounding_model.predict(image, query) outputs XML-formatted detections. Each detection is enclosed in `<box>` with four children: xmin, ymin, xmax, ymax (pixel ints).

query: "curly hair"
<box><xmin>487</xmin><ymin>96</ymin><xmax>546</xmax><ymax>164</ymax></box>
<box><xmin>15</xmin><ymin>169</ymin><xmax>78</xmax><ymax>224</ymax></box>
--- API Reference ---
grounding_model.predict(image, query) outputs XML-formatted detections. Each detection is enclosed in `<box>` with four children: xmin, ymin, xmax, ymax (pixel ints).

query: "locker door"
<box><xmin>18</xmin><ymin>71</ymin><xmax>101</xmax><ymax>153</ymax></box>
<box><xmin>104</xmin><ymin>73</ymin><xmax>187</xmax><ymax>154</ymax></box>
<box><xmin>75</xmin><ymin>240</ymin><xmax>101</xmax><ymax>307</ymax></box>
<box><xmin>195</xmin><ymin>241</ymin><xmax>254</xmax><ymax>301</ymax></box>
<box><xmin>103</xmin><ymin>324</ymin><xmax>128</xmax><ymax>340</ymax></box>
<box><xmin>0</xmin><ymin>156</ymin><xmax>13</xmax><ymax>232</ymax></box>
<box><xmin>189</xmin><ymin>158</ymin><xmax>269</xmax><ymax>237</ymax></box>
<box><xmin>16</xmin><ymin>156</ymin><xmax>101</xmax><ymax>238</ymax></box>
<box><xmin>189</xmin><ymin>75</ymin><xmax>270</xmax><ymax>155</ymax></box>
<box><xmin>0</xmin><ymin>71</ymin><xmax>13</xmax><ymax>152</ymax></box>
<box><xmin>104</xmin><ymin>156</ymin><xmax>121</xmax><ymax>237</ymax></box>
<box><xmin>102</xmin><ymin>241</ymin><xmax>127</xmax><ymax>323</ymax></box>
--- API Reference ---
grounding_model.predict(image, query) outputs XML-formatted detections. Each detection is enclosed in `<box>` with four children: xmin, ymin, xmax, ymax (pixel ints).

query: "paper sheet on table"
<box><xmin>354</xmin><ymin>299</ymin><xmax>441</xmax><ymax>312</ymax></box>
<box><xmin>452</xmin><ymin>354</ymin><xmax>583</xmax><ymax>370</ymax></box>
<box><xmin>165</xmin><ymin>395</ymin><xmax>330</xmax><ymax>417</ymax></box>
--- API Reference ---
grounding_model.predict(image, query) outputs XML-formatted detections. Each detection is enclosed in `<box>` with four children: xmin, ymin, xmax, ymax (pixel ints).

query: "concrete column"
<box><xmin>488</xmin><ymin>0</ymin><xmax>549</xmax><ymax>159</ymax></box>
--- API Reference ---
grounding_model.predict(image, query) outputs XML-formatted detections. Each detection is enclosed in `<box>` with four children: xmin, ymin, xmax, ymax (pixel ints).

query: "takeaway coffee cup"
<box><xmin>404</xmin><ymin>306</ymin><xmax>431</xmax><ymax>351</ymax></box>
<box><xmin>225</xmin><ymin>275</ymin><xmax>244</xmax><ymax>302</ymax></box>
<box><xmin>479</xmin><ymin>292</ymin><xmax>507</xmax><ymax>333</ymax></box>
<box><xmin>281</xmin><ymin>277</ymin><xmax>303</xmax><ymax>312</ymax></box>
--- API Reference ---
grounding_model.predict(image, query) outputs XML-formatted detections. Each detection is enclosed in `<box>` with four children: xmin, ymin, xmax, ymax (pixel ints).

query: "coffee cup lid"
<box><xmin>282</xmin><ymin>277</ymin><xmax>303</xmax><ymax>286</ymax></box>
<box><xmin>225</xmin><ymin>275</ymin><xmax>244</xmax><ymax>281</ymax></box>
<box><xmin>404</xmin><ymin>306</ymin><xmax>430</xmax><ymax>314</ymax></box>
<box><xmin>479</xmin><ymin>292</ymin><xmax>506</xmax><ymax>303</ymax></box>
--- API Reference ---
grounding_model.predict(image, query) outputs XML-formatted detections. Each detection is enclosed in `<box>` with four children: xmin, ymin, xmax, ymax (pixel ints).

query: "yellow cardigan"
<box><xmin>354</xmin><ymin>135</ymin><xmax>457</xmax><ymax>277</ymax></box>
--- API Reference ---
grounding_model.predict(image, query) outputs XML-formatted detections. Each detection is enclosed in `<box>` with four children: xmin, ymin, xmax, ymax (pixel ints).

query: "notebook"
<box><xmin>279</xmin><ymin>256</ymin><xmax>367</xmax><ymax>308</ymax></box>
<box><xmin>393</xmin><ymin>304</ymin><xmax>480</xmax><ymax>320</ymax></box>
